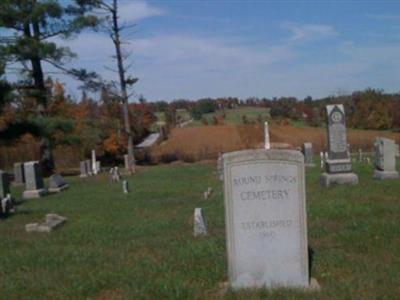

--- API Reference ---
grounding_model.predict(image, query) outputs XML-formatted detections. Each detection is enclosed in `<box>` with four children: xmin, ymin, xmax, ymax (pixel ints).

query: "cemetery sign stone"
<box><xmin>223</xmin><ymin>149</ymin><xmax>312</xmax><ymax>289</ymax></box>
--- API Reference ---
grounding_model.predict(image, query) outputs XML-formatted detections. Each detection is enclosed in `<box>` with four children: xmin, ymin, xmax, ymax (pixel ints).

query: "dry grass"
<box><xmin>150</xmin><ymin>124</ymin><xmax>400</xmax><ymax>162</ymax></box>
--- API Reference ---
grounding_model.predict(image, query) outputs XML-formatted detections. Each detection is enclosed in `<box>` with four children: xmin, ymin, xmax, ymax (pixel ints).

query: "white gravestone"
<box><xmin>194</xmin><ymin>208</ymin><xmax>207</xmax><ymax>236</ymax></box>
<box><xmin>91</xmin><ymin>150</ymin><xmax>98</xmax><ymax>175</ymax></box>
<box><xmin>223</xmin><ymin>149</ymin><xmax>312</xmax><ymax>289</ymax></box>
<box><xmin>122</xmin><ymin>180</ymin><xmax>129</xmax><ymax>194</ymax></box>
<box><xmin>320</xmin><ymin>152</ymin><xmax>324</xmax><ymax>169</ymax></box>
<box><xmin>264</xmin><ymin>122</ymin><xmax>270</xmax><ymax>150</ymax></box>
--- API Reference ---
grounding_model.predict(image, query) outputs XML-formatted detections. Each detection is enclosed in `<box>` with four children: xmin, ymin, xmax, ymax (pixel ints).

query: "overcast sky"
<box><xmin>7</xmin><ymin>0</ymin><xmax>400</xmax><ymax>101</ymax></box>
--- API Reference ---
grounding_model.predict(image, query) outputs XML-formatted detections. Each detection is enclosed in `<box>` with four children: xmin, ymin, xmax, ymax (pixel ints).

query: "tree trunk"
<box><xmin>29</xmin><ymin>18</ymin><xmax>55</xmax><ymax>175</ymax></box>
<box><xmin>112</xmin><ymin>0</ymin><xmax>135</xmax><ymax>174</ymax></box>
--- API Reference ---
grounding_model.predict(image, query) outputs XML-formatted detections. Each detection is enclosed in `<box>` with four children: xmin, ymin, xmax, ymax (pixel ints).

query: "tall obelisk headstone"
<box><xmin>320</xmin><ymin>104</ymin><xmax>358</xmax><ymax>187</ymax></box>
<box><xmin>264</xmin><ymin>121</ymin><xmax>270</xmax><ymax>150</ymax></box>
<box><xmin>223</xmin><ymin>149</ymin><xmax>313</xmax><ymax>289</ymax></box>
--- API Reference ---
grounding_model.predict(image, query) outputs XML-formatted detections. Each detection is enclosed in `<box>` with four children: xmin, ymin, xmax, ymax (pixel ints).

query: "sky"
<box><xmin>6</xmin><ymin>0</ymin><xmax>400</xmax><ymax>101</ymax></box>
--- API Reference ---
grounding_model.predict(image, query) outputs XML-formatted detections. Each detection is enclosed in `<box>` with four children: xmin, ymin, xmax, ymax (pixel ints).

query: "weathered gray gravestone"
<box><xmin>85</xmin><ymin>160</ymin><xmax>93</xmax><ymax>176</ymax></box>
<box><xmin>122</xmin><ymin>180</ymin><xmax>129</xmax><ymax>193</ymax></box>
<box><xmin>194</xmin><ymin>208</ymin><xmax>207</xmax><ymax>236</ymax></box>
<box><xmin>217</xmin><ymin>153</ymin><xmax>224</xmax><ymax>181</ymax></box>
<box><xmin>0</xmin><ymin>170</ymin><xmax>10</xmax><ymax>199</ymax></box>
<box><xmin>79</xmin><ymin>161</ymin><xmax>88</xmax><ymax>177</ymax></box>
<box><xmin>49</xmin><ymin>174</ymin><xmax>69</xmax><ymax>192</ymax></box>
<box><xmin>320</xmin><ymin>105</ymin><xmax>358</xmax><ymax>187</ymax></box>
<box><xmin>223</xmin><ymin>149</ymin><xmax>317</xmax><ymax>290</ymax></box>
<box><xmin>373</xmin><ymin>137</ymin><xmax>399</xmax><ymax>180</ymax></box>
<box><xmin>302</xmin><ymin>143</ymin><xmax>315</xmax><ymax>167</ymax></box>
<box><xmin>22</xmin><ymin>161</ymin><xmax>47</xmax><ymax>199</ymax></box>
<box><xmin>14</xmin><ymin>162</ymin><xmax>25</xmax><ymax>184</ymax></box>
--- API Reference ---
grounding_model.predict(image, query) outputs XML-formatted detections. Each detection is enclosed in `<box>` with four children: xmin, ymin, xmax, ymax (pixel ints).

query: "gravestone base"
<box><xmin>79</xmin><ymin>174</ymin><xmax>88</xmax><ymax>178</ymax></box>
<box><xmin>373</xmin><ymin>169</ymin><xmax>399</xmax><ymax>180</ymax></box>
<box><xmin>219</xmin><ymin>278</ymin><xmax>321</xmax><ymax>294</ymax></box>
<box><xmin>48</xmin><ymin>184</ymin><xmax>69</xmax><ymax>193</ymax></box>
<box><xmin>305</xmin><ymin>163</ymin><xmax>316</xmax><ymax>168</ymax></box>
<box><xmin>23</xmin><ymin>188</ymin><xmax>47</xmax><ymax>199</ymax></box>
<box><xmin>320</xmin><ymin>172</ymin><xmax>359</xmax><ymax>187</ymax></box>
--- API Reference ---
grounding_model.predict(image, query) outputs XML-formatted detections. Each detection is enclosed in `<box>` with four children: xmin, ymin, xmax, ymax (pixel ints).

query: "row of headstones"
<box><xmin>79</xmin><ymin>150</ymin><xmax>102</xmax><ymax>177</ymax></box>
<box><xmin>218</xmin><ymin>105</ymin><xmax>399</xmax><ymax>185</ymax></box>
<box><xmin>1</xmin><ymin>161</ymin><xmax>69</xmax><ymax>217</ymax></box>
<box><xmin>216</xmin><ymin>104</ymin><xmax>398</xmax><ymax>291</ymax></box>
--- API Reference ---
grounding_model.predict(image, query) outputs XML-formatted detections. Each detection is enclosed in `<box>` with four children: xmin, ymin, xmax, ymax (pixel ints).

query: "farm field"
<box><xmin>1</xmin><ymin>161</ymin><xmax>399</xmax><ymax>299</ymax></box>
<box><xmin>190</xmin><ymin>107</ymin><xmax>270</xmax><ymax>127</ymax></box>
<box><xmin>150</xmin><ymin>122</ymin><xmax>400</xmax><ymax>163</ymax></box>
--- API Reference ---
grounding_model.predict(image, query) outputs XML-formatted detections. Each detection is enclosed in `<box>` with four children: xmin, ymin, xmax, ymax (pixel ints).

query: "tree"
<box><xmin>90</xmin><ymin>0</ymin><xmax>139</xmax><ymax>174</ymax></box>
<box><xmin>0</xmin><ymin>0</ymin><xmax>98</xmax><ymax>173</ymax></box>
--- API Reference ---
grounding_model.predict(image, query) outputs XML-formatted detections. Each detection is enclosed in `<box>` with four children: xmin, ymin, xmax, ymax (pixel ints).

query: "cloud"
<box><xmin>282</xmin><ymin>22</ymin><xmax>337</xmax><ymax>42</ymax></box>
<box><xmin>116</xmin><ymin>0</ymin><xmax>165</xmax><ymax>23</ymax></box>
<box><xmin>55</xmin><ymin>27</ymin><xmax>400</xmax><ymax>100</ymax></box>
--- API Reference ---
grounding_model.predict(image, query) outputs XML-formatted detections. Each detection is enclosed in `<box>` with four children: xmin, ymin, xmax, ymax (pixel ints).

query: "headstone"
<box><xmin>358</xmin><ymin>149</ymin><xmax>363</xmax><ymax>162</ymax></box>
<box><xmin>223</xmin><ymin>149</ymin><xmax>313</xmax><ymax>289</ymax></box>
<box><xmin>91</xmin><ymin>150</ymin><xmax>98</xmax><ymax>175</ymax></box>
<box><xmin>302</xmin><ymin>143</ymin><xmax>315</xmax><ymax>167</ymax></box>
<box><xmin>122</xmin><ymin>180</ymin><xmax>129</xmax><ymax>193</ymax></box>
<box><xmin>207</xmin><ymin>187</ymin><xmax>213</xmax><ymax>195</ymax></box>
<box><xmin>110</xmin><ymin>167</ymin><xmax>121</xmax><ymax>182</ymax></box>
<box><xmin>217</xmin><ymin>153</ymin><xmax>224</xmax><ymax>181</ymax></box>
<box><xmin>80</xmin><ymin>161</ymin><xmax>88</xmax><ymax>177</ymax></box>
<box><xmin>85</xmin><ymin>160</ymin><xmax>93</xmax><ymax>176</ymax></box>
<box><xmin>14</xmin><ymin>162</ymin><xmax>25</xmax><ymax>184</ymax></box>
<box><xmin>194</xmin><ymin>208</ymin><xmax>207</xmax><ymax>236</ymax></box>
<box><xmin>0</xmin><ymin>170</ymin><xmax>10</xmax><ymax>199</ymax></box>
<box><xmin>48</xmin><ymin>174</ymin><xmax>69</xmax><ymax>193</ymax></box>
<box><xmin>22</xmin><ymin>161</ymin><xmax>47</xmax><ymax>199</ymax></box>
<box><xmin>203</xmin><ymin>191</ymin><xmax>209</xmax><ymax>200</ymax></box>
<box><xmin>320</xmin><ymin>105</ymin><xmax>358</xmax><ymax>187</ymax></box>
<box><xmin>373</xmin><ymin>137</ymin><xmax>399</xmax><ymax>179</ymax></box>
<box><xmin>319</xmin><ymin>152</ymin><xmax>324</xmax><ymax>169</ymax></box>
<box><xmin>25</xmin><ymin>213</ymin><xmax>67</xmax><ymax>233</ymax></box>
<box><xmin>264</xmin><ymin>121</ymin><xmax>270</xmax><ymax>150</ymax></box>
<box><xmin>96</xmin><ymin>161</ymin><xmax>101</xmax><ymax>173</ymax></box>
<box><xmin>1</xmin><ymin>194</ymin><xmax>14</xmax><ymax>217</ymax></box>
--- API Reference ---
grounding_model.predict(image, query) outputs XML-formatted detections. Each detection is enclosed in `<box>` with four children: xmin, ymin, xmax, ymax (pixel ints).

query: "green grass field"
<box><xmin>1</xmin><ymin>160</ymin><xmax>399</xmax><ymax>299</ymax></box>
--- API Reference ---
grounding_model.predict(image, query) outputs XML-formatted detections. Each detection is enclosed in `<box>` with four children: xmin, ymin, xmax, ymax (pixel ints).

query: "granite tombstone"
<box><xmin>49</xmin><ymin>174</ymin><xmax>69</xmax><ymax>192</ymax></box>
<box><xmin>320</xmin><ymin>105</ymin><xmax>358</xmax><ymax>187</ymax></box>
<box><xmin>23</xmin><ymin>161</ymin><xmax>47</xmax><ymax>199</ymax></box>
<box><xmin>223</xmin><ymin>149</ymin><xmax>313</xmax><ymax>289</ymax></box>
<box><xmin>302</xmin><ymin>143</ymin><xmax>315</xmax><ymax>167</ymax></box>
<box><xmin>0</xmin><ymin>170</ymin><xmax>10</xmax><ymax>199</ymax></box>
<box><xmin>80</xmin><ymin>161</ymin><xmax>88</xmax><ymax>177</ymax></box>
<box><xmin>14</xmin><ymin>162</ymin><xmax>25</xmax><ymax>184</ymax></box>
<box><xmin>373</xmin><ymin>137</ymin><xmax>399</xmax><ymax>179</ymax></box>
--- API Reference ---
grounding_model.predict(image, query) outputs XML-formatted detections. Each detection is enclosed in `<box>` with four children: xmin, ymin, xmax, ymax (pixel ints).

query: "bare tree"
<box><xmin>94</xmin><ymin>0</ymin><xmax>138</xmax><ymax>174</ymax></box>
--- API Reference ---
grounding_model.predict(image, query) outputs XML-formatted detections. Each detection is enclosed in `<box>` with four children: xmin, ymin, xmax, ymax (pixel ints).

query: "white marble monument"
<box><xmin>223</xmin><ymin>149</ymin><xmax>313</xmax><ymax>290</ymax></box>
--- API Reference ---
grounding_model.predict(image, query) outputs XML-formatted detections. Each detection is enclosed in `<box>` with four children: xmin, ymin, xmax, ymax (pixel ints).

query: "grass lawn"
<box><xmin>1</xmin><ymin>160</ymin><xmax>399</xmax><ymax>299</ymax></box>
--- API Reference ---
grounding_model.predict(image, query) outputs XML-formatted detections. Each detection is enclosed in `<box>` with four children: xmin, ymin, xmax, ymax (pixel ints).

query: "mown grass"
<box><xmin>1</xmin><ymin>160</ymin><xmax>399</xmax><ymax>299</ymax></box>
